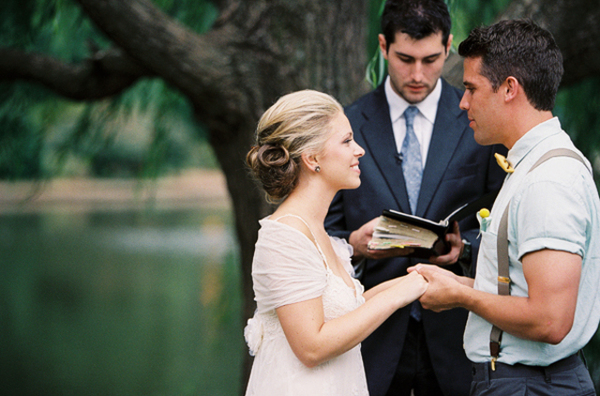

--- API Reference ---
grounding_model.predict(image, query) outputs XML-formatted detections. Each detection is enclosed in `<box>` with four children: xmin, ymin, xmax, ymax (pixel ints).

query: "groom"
<box><xmin>413</xmin><ymin>19</ymin><xmax>599</xmax><ymax>396</ymax></box>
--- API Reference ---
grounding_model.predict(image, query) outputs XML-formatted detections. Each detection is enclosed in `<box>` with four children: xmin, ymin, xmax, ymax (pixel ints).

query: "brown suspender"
<box><xmin>490</xmin><ymin>148</ymin><xmax>589</xmax><ymax>370</ymax></box>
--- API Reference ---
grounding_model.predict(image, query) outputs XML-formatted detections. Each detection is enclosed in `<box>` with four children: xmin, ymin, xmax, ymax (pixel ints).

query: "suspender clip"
<box><xmin>490</xmin><ymin>341</ymin><xmax>500</xmax><ymax>372</ymax></box>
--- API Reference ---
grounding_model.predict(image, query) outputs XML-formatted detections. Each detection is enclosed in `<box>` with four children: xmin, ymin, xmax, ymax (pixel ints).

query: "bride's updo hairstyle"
<box><xmin>247</xmin><ymin>90</ymin><xmax>343</xmax><ymax>202</ymax></box>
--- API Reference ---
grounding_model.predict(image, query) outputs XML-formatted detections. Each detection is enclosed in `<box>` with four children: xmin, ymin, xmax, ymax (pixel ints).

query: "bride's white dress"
<box><xmin>244</xmin><ymin>216</ymin><xmax>369</xmax><ymax>396</ymax></box>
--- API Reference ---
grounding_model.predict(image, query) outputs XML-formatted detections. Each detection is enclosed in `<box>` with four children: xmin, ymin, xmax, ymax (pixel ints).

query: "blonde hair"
<box><xmin>246</xmin><ymin>90</ymin><xmax>343</xmax><ymax>201</ymax></box>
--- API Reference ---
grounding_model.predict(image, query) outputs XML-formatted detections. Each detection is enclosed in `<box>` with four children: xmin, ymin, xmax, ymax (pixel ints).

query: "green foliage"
<box><xmin>0</xmin><ymin>101</ymin><xmax>43</xmax><ymax>179</ymax></box>
<box><xmin>365</xmin><ymin>0</ymin><xmax>386</xmax><ymax>88</ymax></box>
<box><xmin>0</xmin><ymin>0</ymin><xmax>218</xmax><ymax>180</ymax></box>
<box><xmin>447</xmin><ymin>0</ymin><xmax>512</xmax><ymax>47</ymax></box>
<box><xmin>555</xmin><ymin>77</ymin><xmax>600</xmax><ymax>179</ymax></box>
<box><xmin>157</xmin><ymin>0</ymin><xmax>219</xmax><ymax>33</ymax></box>
<box><xmin>0</xmin><ymin>82</ymin><xmax>52</xmax><ymax>180</ymax></box>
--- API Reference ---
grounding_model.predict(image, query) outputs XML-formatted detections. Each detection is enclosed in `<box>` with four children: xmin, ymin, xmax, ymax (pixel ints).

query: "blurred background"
<box><xmin>1</xmin><ymin>0</ymin><xmax>599</xmax><ymax>395</ymax></box>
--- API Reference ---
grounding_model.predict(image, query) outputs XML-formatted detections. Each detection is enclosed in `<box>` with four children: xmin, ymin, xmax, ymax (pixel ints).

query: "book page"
<box><xmin>369</xmin><ymin>216</ymin><xmax>439</xmax><ymax>249</ymax></box>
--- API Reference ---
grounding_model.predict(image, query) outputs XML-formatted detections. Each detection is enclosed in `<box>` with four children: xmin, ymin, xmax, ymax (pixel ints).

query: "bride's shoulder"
<box><xmin>263</xmin><ymin>213</ymin><xmax>313</xmax><ymax>241</ymax></box>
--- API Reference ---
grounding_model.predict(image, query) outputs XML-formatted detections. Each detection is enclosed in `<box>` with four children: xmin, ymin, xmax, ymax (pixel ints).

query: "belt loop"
<box><xmin>485</xmin><ymin>361</ymin><xmax>491</xmax><ymax>385</ymax></box>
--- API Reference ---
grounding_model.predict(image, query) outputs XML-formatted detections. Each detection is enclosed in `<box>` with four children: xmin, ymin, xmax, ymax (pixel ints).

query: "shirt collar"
<box><xmin>385</xmin><ymin>76</ymin><xmax>442</xmax><ymax>123</ymax></box>
<box><xmin>506</xmin><ymin>117</ymin><xmax>562</xmax><ymax>169</ymax></box>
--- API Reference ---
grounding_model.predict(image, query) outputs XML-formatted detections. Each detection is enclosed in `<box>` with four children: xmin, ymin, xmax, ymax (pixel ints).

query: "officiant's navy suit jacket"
<box><xmin>325</xmin><ymin>79</ymin><xmax>507</xmax><ymax>396</ymax></box>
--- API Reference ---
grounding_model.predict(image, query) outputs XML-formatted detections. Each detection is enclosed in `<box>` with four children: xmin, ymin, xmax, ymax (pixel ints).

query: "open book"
<box><xmin>368</xmin><ymin>190</ymin><xmax>499</xmax><ymax>259</ymax></box>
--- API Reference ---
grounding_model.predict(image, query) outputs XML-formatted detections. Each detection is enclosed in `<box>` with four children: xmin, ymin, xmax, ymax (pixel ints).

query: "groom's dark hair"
<box><xmin>459</xmin><ymin>19</ymin><xmax>563</xmax><ymax>111</ymax></box>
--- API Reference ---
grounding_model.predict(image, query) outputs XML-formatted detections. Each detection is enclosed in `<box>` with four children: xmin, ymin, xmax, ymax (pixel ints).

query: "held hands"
<box><xmin>400</xmin><ymin>271</ymin><xmax>429</xmax><ymax>302</ymax></box>
<box><xmin>349</xmin><ymin>217</ymin><xmax>465</xmax><ymax>311</ymax></box>
<box><xmin>407</xmin><ymin>264</ymin><xmax>466</xmax><ymax>312</ymax></box>
<box><xmin>349</xmin><ymin>218</ymin><xmax>414</xmax><ymax>260</ymax></box>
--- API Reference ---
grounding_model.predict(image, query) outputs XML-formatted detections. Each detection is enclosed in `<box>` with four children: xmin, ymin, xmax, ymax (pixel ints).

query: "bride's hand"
<box><xmin>395</xmin><ymin>271</ymin><xmax>428</xmax><ymax>303</ymax></box>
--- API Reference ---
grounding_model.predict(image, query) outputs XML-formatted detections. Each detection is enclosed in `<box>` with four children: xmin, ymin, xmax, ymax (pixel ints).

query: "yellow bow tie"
<box><xmin>495</xmin><ymin>153</ymin><xmax>514</xmax><ymax>173</ymax></box>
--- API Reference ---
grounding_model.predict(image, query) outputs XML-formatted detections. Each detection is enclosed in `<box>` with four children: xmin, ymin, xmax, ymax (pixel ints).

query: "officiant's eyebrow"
<box><xmin>394</xmin><ymin>51</ymin><xmax>443</xmax><ymax>63</ymax></box>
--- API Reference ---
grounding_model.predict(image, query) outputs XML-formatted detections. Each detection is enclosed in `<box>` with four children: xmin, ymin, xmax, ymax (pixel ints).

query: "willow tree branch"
<box><xmin>0</xmin><ymin>47</ymin><xmax>149</xmax><ymax>100</ymax></box>
<box><xmin>74</xmin><ymin>0</ymin><xmax>236</xmax><ymax>99</ymax></box>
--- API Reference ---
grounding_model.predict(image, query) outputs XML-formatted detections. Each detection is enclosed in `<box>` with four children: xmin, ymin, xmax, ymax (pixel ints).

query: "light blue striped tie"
<box><xmin>401</xmin><ymin>106</ymin><xmax>422</xmax><ymax>215</ymax></box>
<box><xmin>402</xmin><ymin>106</ymin><xmax>423</xmax><ymax>322</ymax></box>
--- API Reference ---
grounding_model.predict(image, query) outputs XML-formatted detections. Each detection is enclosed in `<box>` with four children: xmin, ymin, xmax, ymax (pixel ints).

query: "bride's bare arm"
<box><xmin>276</xmin><ymin>271</ymin><xmax>427</xmax><ymax>368</ymax></box>
<box><xmin>362</xmin><ymin>275</ymin><xmax>415</xmax><ymax>300</ymax></box>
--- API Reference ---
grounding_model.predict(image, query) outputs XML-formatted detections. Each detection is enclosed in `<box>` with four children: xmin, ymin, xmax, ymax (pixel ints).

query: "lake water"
<box><xmin>0</xmin><ymin>206</ymin><xmax>244</xmax><ymax>396</ymax></box>
<box><xmin>2</xmin><ymin>194</ymin><xmax>600</xmax><ymax>395</ymax></box>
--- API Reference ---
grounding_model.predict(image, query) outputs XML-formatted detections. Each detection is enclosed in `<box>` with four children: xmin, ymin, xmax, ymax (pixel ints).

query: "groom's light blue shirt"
<box><xmin>464</xmin><ymin>117</ymin><xmax>600</xmax><ymax>365</ymax></box>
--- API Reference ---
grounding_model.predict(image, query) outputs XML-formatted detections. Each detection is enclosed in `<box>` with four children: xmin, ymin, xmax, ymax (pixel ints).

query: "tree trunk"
<box><xmin>198</xmin><ymin>2</ymin><xmax>372</xmax><ymax>386</ymax></box>
<box><xmin>70</xmin><ymin>0</ymin><xmax>371</xmax><ymax>389</ymax></box>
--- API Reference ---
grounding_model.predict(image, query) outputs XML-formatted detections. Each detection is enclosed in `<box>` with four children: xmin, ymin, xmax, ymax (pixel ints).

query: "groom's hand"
<box><xmin>409</xmin><ymin>264</ymin><xmax>464</xmax><ymax>312</ymax></box>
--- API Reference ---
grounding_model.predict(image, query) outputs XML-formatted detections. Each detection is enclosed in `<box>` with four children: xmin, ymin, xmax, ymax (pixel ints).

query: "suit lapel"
<box><xmin>417</xmin><ymin>80</ymin><xmax>467</xmax><ymax>217</ymax></box>
<box><xmin>356</xmin><ymin>85</ymin><xmax>411</xmax><ymax>213</ymax></box>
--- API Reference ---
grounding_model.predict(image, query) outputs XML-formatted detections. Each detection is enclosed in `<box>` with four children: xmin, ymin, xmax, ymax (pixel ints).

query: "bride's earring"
<box><xmin>315</xmin><ymin>166</ymin><xmax>321</xmax><ymax>173</ymax></box>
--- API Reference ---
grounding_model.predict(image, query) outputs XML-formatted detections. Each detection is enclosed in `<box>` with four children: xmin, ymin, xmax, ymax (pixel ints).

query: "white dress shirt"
<box><xmin>384</xmin><ymin>75</ymin><xmax>442</xmax><ymax>168</ymax></box>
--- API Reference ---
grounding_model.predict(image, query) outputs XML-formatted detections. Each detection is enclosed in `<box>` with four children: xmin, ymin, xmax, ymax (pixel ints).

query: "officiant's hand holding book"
<box><xmin>367</xmin><ymin>190</ymin><xmax>499</xmax><ymax>260</ymax></box>
<box><xmin>368</xmin><ymin>203</ymin><xmax>468</xmax><ymax>259</ymax></box>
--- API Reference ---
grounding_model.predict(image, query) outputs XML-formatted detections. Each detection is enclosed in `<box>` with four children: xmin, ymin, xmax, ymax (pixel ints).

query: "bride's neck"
<box><xmin>276</xmin><ymin>180</ymin><xmax>334</xmax><ymax>227</ymax></box>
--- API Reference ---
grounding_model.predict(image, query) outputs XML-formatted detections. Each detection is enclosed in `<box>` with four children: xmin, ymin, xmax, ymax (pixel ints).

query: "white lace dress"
<box><xmin>244</xmin><ymin>216</ymin><xmax>368</xmax><ymax>396</ymax></box>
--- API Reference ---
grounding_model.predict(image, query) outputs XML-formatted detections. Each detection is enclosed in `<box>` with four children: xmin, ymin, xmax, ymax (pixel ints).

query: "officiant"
<box><xmin>324</xmin><ymin>0</ymin><xmax>506</xmax><ymax>395</ymax></box>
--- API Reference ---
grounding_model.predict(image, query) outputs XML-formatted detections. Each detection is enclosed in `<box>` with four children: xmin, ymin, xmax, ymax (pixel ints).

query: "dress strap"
<box><xmin>273</xmin><ymin>214</ymin><xmax>330</xmax><ymax>269</ymax></box>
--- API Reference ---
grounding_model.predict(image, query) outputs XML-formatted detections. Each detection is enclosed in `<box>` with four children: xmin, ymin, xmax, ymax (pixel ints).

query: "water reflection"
<box><xmin>0</xmin><ymin>207</ymin><xmax>242</xmax><ymax>396</ymax></box>
<box><xmin>95</xmin><ymin>220</ymin><xmax>233</xmax><ymax>256</ymax></box>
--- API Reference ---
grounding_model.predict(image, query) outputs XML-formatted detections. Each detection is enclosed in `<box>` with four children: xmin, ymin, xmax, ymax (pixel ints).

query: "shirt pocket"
<box><xmin>474</xmin><ymin>228</ymin><xmax>501</xmax><ymax>294</ymax></box>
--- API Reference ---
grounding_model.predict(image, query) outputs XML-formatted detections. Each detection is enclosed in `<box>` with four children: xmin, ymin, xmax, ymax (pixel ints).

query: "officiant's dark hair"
<box><xmin>246</xmin><ymin>90</ymin><xmax>343</xmax><ymax>202</ymax></box>
<box><xmin>381</xmin><ymin>0</ymin><xmax>451</xmax><ymax>52</ymax></box>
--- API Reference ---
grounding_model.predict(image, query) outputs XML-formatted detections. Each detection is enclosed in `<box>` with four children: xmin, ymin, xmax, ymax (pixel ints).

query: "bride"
<box><xmin>244</xmin><ymin>90</ymin><xmax>427</xmax><ymax>395</ymax></box>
